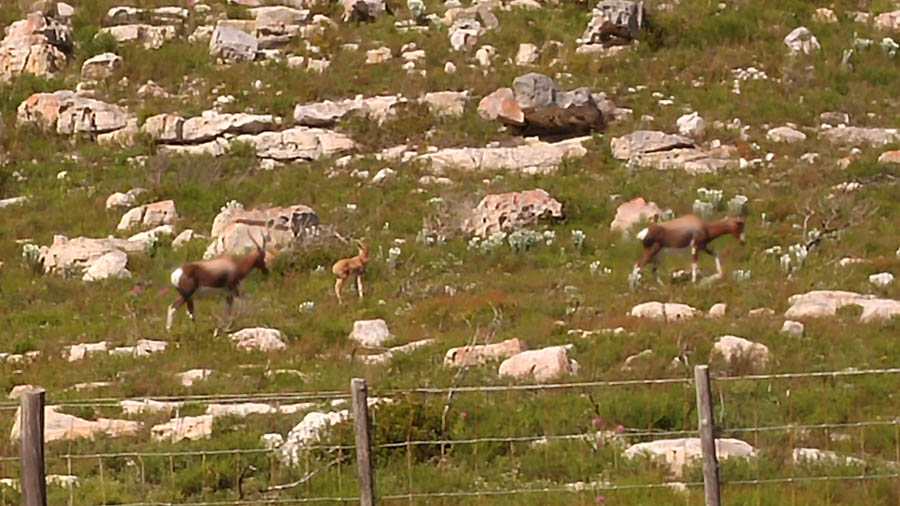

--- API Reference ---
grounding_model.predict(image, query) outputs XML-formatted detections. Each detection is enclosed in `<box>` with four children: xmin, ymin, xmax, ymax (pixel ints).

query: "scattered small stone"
<box><xmin>230</xmin><ymin>327</ymin><xmax>287</xmax><ymax>352</ymax></box>
<box><xmin>784</xmin><ymin>26</ymin><xmax>820</xmax><ymax>55</ymax></box>
<box><xmin>869</xmin><ymin>272</ymin><xmax>894</xmax><ymax>287</ymax></box>
<box><xmin>767</xmin><ymin>126</ymin><xmax>807</xmax><ymax>143</ymax></box>
<box><xmin>708</xmin><ymin>303</ymin><xmax>727</xmax><ymax>318</ymax></box>
<box><xmin>365</xmin><ymin>46</ymin><xmax>392</xmax><ymax>64</ymax></box>
<box><xmin>711</xmin><ymin>336</ymin><xmax>770</xmax><ymax>368</ymax></box>
<box><xmin>676</xmin><ymin>112</ymin><xmax>705</xmax><ymax>138</ymax></box>
<box><xmin>630</xmin><ymin>302</ymin><xmax>699</xmax><ymax>322</ymax></box>
<box><xmin>498</xmin><ymin>345</ymin><xmax>579</xmax><ymax>383</ymax></box>
<box><xmin>349</xmin><ymin>319</ymin><xmax>391</xmax><ymax>347</ymax></box>
<box><xmin>781</xmin><ymin>320</ymin><xmax>805</xmax><ymax>337</ymax></box>
<box><xmin>515</xmin><ymin>43</ymin><xmax>539</xmax><ymax>65</ymax></box>
<box><xmin>176</xmin><ymin>369</ymin><xmax>212</xmax><ymax>387</ymax></box>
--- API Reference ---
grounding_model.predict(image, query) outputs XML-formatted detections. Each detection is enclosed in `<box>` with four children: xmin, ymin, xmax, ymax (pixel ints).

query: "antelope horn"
<box><xmin>247</xmin><ymin>227</ymin><xmax>263</xmax><ymax>251</ymax></box>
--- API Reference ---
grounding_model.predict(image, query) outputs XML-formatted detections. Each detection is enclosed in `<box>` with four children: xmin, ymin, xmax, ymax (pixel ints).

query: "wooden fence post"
<box><xmin>694</xmin><ymin>365</ymin><xmax>721</xmax><ymax>506</ymax></box>
<box><xmin>351</xmin><ymin>378</ymin><xmax>375</xmax><ymax>506</ymax></box>
<box><xmin>20</xmin><ymin>388</ymin><xmax>47</xmax><ymax>506</ymax></box>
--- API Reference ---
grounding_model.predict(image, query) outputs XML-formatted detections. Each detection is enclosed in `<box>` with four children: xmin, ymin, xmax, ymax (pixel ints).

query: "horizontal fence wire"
<box><xmin>1</xmin><ymin>366</ymin><xmax>899</xmax><ymax>503</ymax></box>
<box><xmin>2</xmin><ymin>366</ymin><xmax>898</xmax><ymax>413</ymax></box>
<box><xmin>107</xmin><ymin>474</ymin><xmax>900</xmax><ymax>505</ymax></box>
<box><xmin>714</xmin><ymin>367</ymin><xmax>900</xmax><ymax>382</ymax></box>
<box><xmin>20</xmin><ymin>420</ymin><xmax>897</xmax><ymax>463</ymax></box>
<box><xmin>727</xmin><ymin>473</ymin><xmax>900</xmax><ymax>486</ymax></box>
<box><xmin>722</xmin><ymin>420</ymin><xmax>900</xmax><ymax>435</ymax></box>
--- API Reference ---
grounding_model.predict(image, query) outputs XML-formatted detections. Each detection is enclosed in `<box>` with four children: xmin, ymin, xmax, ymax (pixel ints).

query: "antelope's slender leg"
<box><xmin>334</xmin><ymin>278</ymin><xmax>345</xmax><ymax>305</ymax></box>
<box><xmin>690</xmin><ymin>237</ymin><xmax>700</xmax><ymax>283</ymax></box>
<box><xmin>702</xmin><ymin>246</ymin><xmax>722</xmax><ymax>277</ymax></box>
<box><xmin>632</xmin><ymin>242</ymin><xmax>662</xmax><ymax>288</ymax></box>
<box><xmin>166</xmin><ymin>296</ymin><xmax>184</xmax><ymax>332</ymax></box>
<box><xmin>186</xmin><ymin>297</ymin><xmax>196</xmax><ymax>323</ymax></box>
<box><xmin>356</xmin><ymin>274</ymin><xmax>364</xmax><ymax>299</ymax></box>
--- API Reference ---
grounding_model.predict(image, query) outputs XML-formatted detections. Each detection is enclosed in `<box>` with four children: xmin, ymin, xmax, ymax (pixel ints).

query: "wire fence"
<box><xmin>1</xmin><ymin>366</ymin><xmax>899</xmax><ymax>504</ymax></box>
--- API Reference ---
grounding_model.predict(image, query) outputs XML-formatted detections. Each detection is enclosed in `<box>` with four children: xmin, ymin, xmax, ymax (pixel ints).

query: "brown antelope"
<box><xmin>332</xmin><ymin>240</ymin><xmax>368</xmax><ymax>304</ymax></box>
<box><xmin>632</xmin><ymin>214</ymin><xmax>745</xmax><ymax>286</ymax></box>
<box><xmin>166</xmin><ymin>233</ymin><xmax>273</xmax><ymax>331</ymax></box>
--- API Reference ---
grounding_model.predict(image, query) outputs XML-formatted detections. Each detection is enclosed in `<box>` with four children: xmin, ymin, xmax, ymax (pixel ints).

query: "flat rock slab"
<box><xmin>625</xmin><ymin>437</ymin><xmax>754</xmax><ymax>477</ymax></box>
<box><xmin>819</xmin><ymin>127</ymin><xmax>900</xmax><ymax>146</ymax></box>
<box><xmin>10</xmin><ymin>406</ymin><xmax>141</xmax><ymax>443</ymax></box>
<box><xmin>151</xmin><ymin>415</ymin><xmax>214</xmax><ymax>443</ymax></box>
<box><xmin>39</xmin><ymin>235</ymin><xmax>145</xmax><ymax>277</ymax></box>
<box><xmin>630</xmin><ymin>302</ymin><xmax>699</xmax><ymax>322</ymax></box>
<box><xmin>444</xmin><ymin>338</ymin><xmax>527</xmax><ymax>367</ymax></box>
<box><xmin>611</xmin><ymin>130</ymin><xmax>694</xmax><ymax>159</ymax></box>
<box><xmin>18</xmin><ymin>90</ymin><xmax>134</xmax><ymax>135</ymax></box>
<box><xmin>785</xmin><ymin>290</ymin><xmax>900</xmax><ymax>323</ymax></box>
<box><xmin>418</xmin><ymin>136</ymin><xmax>589</xmax><ymax>174</ymax></box>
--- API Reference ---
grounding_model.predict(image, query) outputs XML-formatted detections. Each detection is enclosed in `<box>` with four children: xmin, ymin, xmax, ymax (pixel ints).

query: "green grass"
<box><xmin>0</xmin><ymin>0</ymin><xmax>899</xmax><ymax>503</ymax></box>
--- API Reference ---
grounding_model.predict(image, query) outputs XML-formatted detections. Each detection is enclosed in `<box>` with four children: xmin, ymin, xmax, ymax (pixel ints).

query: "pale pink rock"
<box><xmin>80</xmin><ymin>52</ymin><xmax>123</xmax><ymax>81</ymax></box>
<box><xmin>176</xmin><ymin>369</ymin><xmax>212</xmax><ymax>387</ymax></box>
<box><xmin>625</xmin><ymin>438</ymin><xmax>754</xmax><ymax>477</ymax></box>
<box><xmin>630</xmin><ymin>302</ymin><xmax>698</xmax><ymax>321</ymax></box>
<box><xmin>477</xmin><ymin>88</ymin><xmax>524</xmax><ymax>124</ymax></box>
<box><xmin>349</xmin><ymin>320</ymin><xmax>391</xmax><ymax>347</ymax></box>
<box><xmin>10</xmin><ymin>406</ymin><xmax>141</xmax><ymax>443</ymax></box>
<box><xmin>151</xmin><ymin>415</ymin><xmax>214</xmax><ymax>442</ymax></box>
<box><xmin>498</xmin><ymin>345</ymin><xmax>579</xmax><ymax>383</ymax></box>
<box><xmin>444</xmin><ymin>338</ymin><xmax>527</xmax><ymax>367</ymax></box>
<box><xmin>38</xmin><ymin>234</ymin><xmax>145</xmax><ymax>276</ymax></box>
<box><xmin>17</xmin><ymin>90</ymin><xmax>133</xmax><ymax>135</ymax></box>
<box><xmin>230</xmin><ymin>327</ymin><xmax>287</xmax><ymax>352</ymax></box>
<box><xmin>708</xmin><ymin>303</ymin><xmax>727</xmax><ymax>318</ymax></box>
<box><xmin>463</xmin><ymin>189</ymin><xmax>563</xmax><ymax>237</ymax></box>
<box><xmin>394</xmin><ymin>126</ymin><xmax>553</xmax><ymax>166</ymax></box>
<box><xmin>610</xmin><ymin>197</ymin><xmax>661</xmax><ymax>233</ymax></box>
<box><xmin>785</xmin><ymin>290</ymin><xmax>900</xmax><ymax>323</ymax></box>
<box><xmin>116</xmin><ymin>200</ymin><xmax>178</xmax><ymax>231</ymax></box>
<box><xmin>0</xmin><ymin>12</ymin><xmax>71</xmax><ymax>82</ymax></box>
<box><xmin>711</xmin><ymin>336</ymin><xmax>770</xmax><ymax>368</ymax></box>
<box><xmin>203</xmin><ymin>202</ymin><xmax>318</xmax><ymax>258</ymax></box>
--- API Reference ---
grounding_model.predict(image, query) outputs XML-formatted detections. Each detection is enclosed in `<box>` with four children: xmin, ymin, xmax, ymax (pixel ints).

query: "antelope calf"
<box><xmin>166</xmin><ymin>235</ymin><xmax>272</xmax><ymax>331</ymax></box>
<box><xmin>332</xmin><ymin>240</ymin><xmax>368</xmax><ymax>304</ymax></box>
<box><xmin>633</xmin><ymin>214</ymin><xmax>745</xmax><ymax>286</ymax></box>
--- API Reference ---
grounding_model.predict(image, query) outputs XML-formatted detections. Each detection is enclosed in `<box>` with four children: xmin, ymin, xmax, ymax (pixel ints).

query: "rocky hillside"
<box><xmin>0</xmin><ymin>0</ymin><xmax>898</xmax><ymax>503</ymax></box>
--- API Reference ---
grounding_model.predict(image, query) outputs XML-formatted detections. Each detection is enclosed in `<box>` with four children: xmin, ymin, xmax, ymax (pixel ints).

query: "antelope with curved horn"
<box><xmin>632</xmin><ymin>214</ymin><xmax>745</xmax><ymax>287</ymax></box>
<box><xmin>166</xmin><ymin>230</ymin><xmax>273</xmax><ymax>331</ymax></box>
<box><xmin>332</xmin><ymin>239</ymin><xmax>368</xmax><ymax>305</ymax></box>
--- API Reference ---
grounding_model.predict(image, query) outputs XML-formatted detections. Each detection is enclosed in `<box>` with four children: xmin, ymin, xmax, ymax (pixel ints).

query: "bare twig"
<box><xmin>261</xmin><ymin>455</ymin><xmax>348</xmax><ymax>493</ymax></box>
<box><xmin>439</xmin><ymin>305</ymin><xmax>503</xmax><ymax>462</ymax></box>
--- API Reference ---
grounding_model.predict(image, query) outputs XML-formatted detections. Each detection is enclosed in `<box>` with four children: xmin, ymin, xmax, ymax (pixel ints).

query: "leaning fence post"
<box><xmin>351</xmin><ymin>378</ymin><xmax>375</xmax><ymax>506</ymax></box>
<box><xmin>20</xmin><ymin>387</ymin><xmax>47</xmax><ymax>506</ymax></box>
<box><xmin>694</xmin><ymin>365</ymin><xmax>721</xmax><ymax>506</ymax></box>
